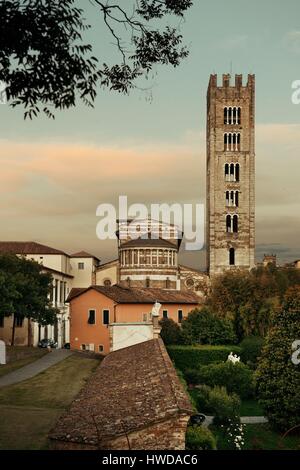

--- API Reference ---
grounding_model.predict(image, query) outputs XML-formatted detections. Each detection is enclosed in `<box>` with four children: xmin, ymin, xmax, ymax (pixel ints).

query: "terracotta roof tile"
<box><xmin>67</xmin><ymin>285</ymin><xmax>200</xmax><ymax>304</ymax></box>
<box><xmin>49</xmin><ymin>339</ymin><xmax>193</xmax><ymax>448</ymax></box>
<box><xmin>70</xmin><ymin>251</ymin><xmax>100</xmax><ymax>261</ymax></box>
<box><xmin>0</xmin><ymin>241</ymin><xmax>67</xmax><ymax>256</ymax></box>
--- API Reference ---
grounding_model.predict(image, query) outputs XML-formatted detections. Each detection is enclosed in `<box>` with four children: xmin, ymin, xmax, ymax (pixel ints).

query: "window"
<box><xmin>0</xmin><ymin>316</ymin><xmax>4</xmax><ymax>328</ymax></box>
<box><xmin>104</xmin><ymin>279</ymin><xmax>112</xmax><ymax>287</ymax></box>
<box><xmin>236</xmin><ymin>163</ymin><xmax>240</xmax><ymax>182</ymax></box>
<box><xmin>15</xmin><ymin>314</ymin><xmax>24</xmax><ymax>327</ymax></box>
<box><xmin>88</xmin><ymin>309</ymin><xmax>96</xmax><ymax>324</ymax></box>
<box><xmin>178</xmin><ymin>310</ymin><xmax>183</xmax><ymax>323</ymax></box>
<box><xmin>225</xmin><ymin>163</ymin><xmax>240</xmax><ymax>182</ymax></box>
<box><xmin>226</xmin><ymin>191</ymin><xmax>239</xmax><ymax>207</ymax></box>
<box><xmin>163</xmin><ymin>310</ymin><xmax>168</xmax><ymax>319</ymax></box>
<box><xmin>229</xmin><ymin>248</ymin><xmax>235</xmax><ymax>266</ymax></box>
<box><xmin>81</xmin><ymin>344</ymin><xmax>89</xmax><ymax>351</ymax></box>
<box><xmin>226</xmin><ymin>215</ymin><xmax>232</xmax><ymax>233</ymax></box>
<box><xmin>145</xmin><ymin>277</ymin><xmax>150</xmax><ymax>288</ymax></box>
<box><xmin>126</xmin><ymin>277</ymin><xmax>131</xmax><ymax>287</ymax></box>
<box><xmin>103</xmin><ymin>309</ymin><xmax>110</xmax><ymax>325</ymax></box>
<box><xmin>99</xmin><ymin>345</ymin><xmax>104</xmax><ymax>353</ymax></box>
<box><xmin>226</xmin><ymin>215</ymin><xmax>238</xmax><ymax>233</ymax></box>
<box><xmin>224</xmin><ymin>132</ymin><xmax>241</xmax><ymax>151</ymax></box>
<box><xmin>78</xmin><ymin>262</ymin><xmax>84</xmax><ymax>270</ymax></box>
<box><xmin>224</xmin><ymin>106</ymin><xmax>241</xmax><ymax>125</ymax></box>
<box><xmin>166</xmin><ymin>277</ymin><xmax>170</xmax><ymax>289</ymax></box>
<box><xmin>233</xmin><ymin>215</ymin><xmax>238</xmax><ymax>233</ymax></box>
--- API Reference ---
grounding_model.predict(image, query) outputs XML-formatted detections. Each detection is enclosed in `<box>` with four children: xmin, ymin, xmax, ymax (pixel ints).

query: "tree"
<box><xmin>159</xmin><ymin>317</ymin><xmax>182</xmax><ymax>345</ymax></box>
<box><xmin>0</xmin><ymin>254</ymin><xmax>58</xmax><ymax>345</ymax></box>
<box><xmin>181</xmin><ymin>307</ymin><xmax>237</xmax><ymax>345</ymax></box>
<box><xmin>0</xmin><ymin>0</ymin><xmax>193</xmax><ymax>119</ymax></box>
<box><xmin>206</xmin><ymin>268</ymin><xmax>293</xmax><ymax>340</ymax></box>
<box><xmin>255</xmin><ymin>286</ymin><xmax>300</xmax><ymax>431</ymax></box>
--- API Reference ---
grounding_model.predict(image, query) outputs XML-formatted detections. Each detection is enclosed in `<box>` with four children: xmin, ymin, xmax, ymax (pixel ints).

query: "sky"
<box><xmin>0</xmin><ymin>0</ymin><xmax>300</xmax><ymax>269</ymax></box>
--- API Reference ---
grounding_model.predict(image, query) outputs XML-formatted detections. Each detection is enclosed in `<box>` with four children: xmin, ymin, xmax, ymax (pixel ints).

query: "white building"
<box><xmin>0</xmin><ymin>242</ymin><xmax>99</xmax><ymax>348</ymax></box>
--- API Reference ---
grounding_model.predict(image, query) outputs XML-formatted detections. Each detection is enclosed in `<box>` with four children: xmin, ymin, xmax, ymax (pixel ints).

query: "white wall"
<box><xmin>110</xmin><ymin>323</ymin><xmax>154</xmax><ymax>352</ymax></box>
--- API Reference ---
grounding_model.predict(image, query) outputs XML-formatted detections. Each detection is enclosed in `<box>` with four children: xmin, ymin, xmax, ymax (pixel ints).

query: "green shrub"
<box><xmin>191</xmin><ymin>384</ymin><xmax>212</xmax><ymax>414</ymax></box>
<box><xmin>196</xmin><ymin>361</ymin><xmax>254</xmax><ymax>399</ymax></box>
<box><xmin>255</xmin><ymin>287</ymin><xmax>300</xmax><ymax>431</ymax></box>
<box><xmin>186</xmin><ymin>425</ymin><xmax>217</xmax><ymax>450</ymax></box>
<box><xmin>159</xmin><ymin>318</ymin><xmax>183</xmax><ymax>345</ymax></box>
<box><xmin>167</xmin><ymin>345</ymin><xmax>242</xmax><ymax>371</ymax></box>
<box><xmin>181</xmin><ymin>307</ymin><xmax>237</xmax><ymax>345</ymax></box>
<box><xmin>208</xmin><ymin>386</ymin><xmax>241</xmax><ymax>425</ymax></box>
<box><xmin>240</xmin><ymin>336</ymin><xmax>265</xmax><ymax>367</ymax></box>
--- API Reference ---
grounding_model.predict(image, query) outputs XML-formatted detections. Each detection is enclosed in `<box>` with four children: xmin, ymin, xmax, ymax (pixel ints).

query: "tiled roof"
<box><xmin>66</xmin><ymin>284</ymin><xmax>200</xmax><ymax>304</ymax></box>
<box><xmin>70</xmin><ymin>251</ymin><xmax>100</xmax><ymax>261</ymax></box>
<box><xmin>0</xmin><ymin>241</ymin><xmax>67</xmax><ymax>256</ymax></box>
<box><xmin>49</xmin><ymin>339</ymin><xmax>193</xmax><ymax>448</ymax></box>
<box><xmin>120</xmin><ymin>238</ymin><xmax>177</xmax><ymax>249</ymax></box>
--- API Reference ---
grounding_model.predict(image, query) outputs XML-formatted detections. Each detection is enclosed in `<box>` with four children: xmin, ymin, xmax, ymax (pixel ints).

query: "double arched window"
<box><xmin>224</xmin><ymin>133</ymin><xmax>241</xmax><ymax>151</ymax></box>
<box><xmin>225</xmin><ymin>163</ymin><xmax>240</xmax><ymax>182</ymax></box>
<box><xmin>226</xmin><ymin>215</ymin><xmax>238</xmax><ymax>233</ymax></box>
<box><xmin>226</xmin><ymin>190</ymin><xmax>239</xmax><ymax>207</ymax></box>
<box><xmin>224</xmin><ymin>107</ymin><xmax>241</xmax><ymax>125</ymax></box>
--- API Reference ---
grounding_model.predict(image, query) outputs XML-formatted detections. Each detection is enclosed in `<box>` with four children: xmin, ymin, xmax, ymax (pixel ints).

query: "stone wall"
<box><xmin>206</xmin><ymin>74</ymin><xmax>255</xmax><ymax>275</ymax></box>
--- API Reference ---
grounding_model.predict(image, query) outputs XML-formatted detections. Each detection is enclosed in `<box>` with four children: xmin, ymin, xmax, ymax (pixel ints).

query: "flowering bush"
<box><xmin>220</xmin><ymin>421</ymin><xmax>245</xmax><ymax>450</ymax></box>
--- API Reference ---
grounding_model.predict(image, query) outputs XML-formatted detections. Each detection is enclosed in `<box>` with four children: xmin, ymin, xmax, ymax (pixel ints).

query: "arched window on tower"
<box><xmin>228</xmin><ymin>107</ymin><xmax>232</xmax><ymax>124</ymax></box>
<box><xmin>237</xmin><ymin>107</ymin><xmax>241</xmax><ymax>124</ymax></box>
<box><xmin>229</xmin><ymin>248</ymin><xmax>235</xmax><ymax>266</ymax></box>
<box><xmin>225</xmin><ymin>163</ymin><xmax>229</xmax><ymax>181</ymax></box>
<box><xmin>226</xmin><ymin>191</ymin><xmax>230</xmax><ymax>206</ymax></box>
<box><xmin>235</xmin><ymin>163</ymin><xmax>240</xmax><ymax>182</ymax></box>
<box><xmin>224</xmin><ymin>107</ymin><xmax>227</xmax><ymax>125</ymax></box>
<box><xmin>226</xmin><ymin>215</ymin><xmax>231</xmax><ymax>233</ymax></box>
<box><xmin>230</xmin><ymin>163</ymin><xmax>235</xmax><ymax>181</ymax></box>
<box><xmin>233</xmin><ymin>215</ymin><xmax>238</xmax><ymax>233</ymax></box>
<box><xmin>235</xmin><ymin>191</ymin><xmax>239</xmax><ymax>207</ymax></box>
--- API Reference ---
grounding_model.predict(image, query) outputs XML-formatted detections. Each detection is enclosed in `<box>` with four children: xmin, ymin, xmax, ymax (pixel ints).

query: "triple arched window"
<box><xmin>226</xmin><ymin>190</ymin><xmax>239</xmax><ymax>207</ymax></box>
<box><xmin>226</xmin><ymin>215</ymin><xmax>238</xmax><ymax>233</ymax></box>
<box><xmin>224</xmin><ymin>107</ymin><xmax>241</xmax><ymax>125</ymax></box>
<box><xmin>224</xmin><ymin>133</ymin><xmax>241</xmax><ymax>151</ymax></box>
<box><xmin>225</xmin><ymin>163</ymin><xmax>240</xmax><ymax>182</ymax></box>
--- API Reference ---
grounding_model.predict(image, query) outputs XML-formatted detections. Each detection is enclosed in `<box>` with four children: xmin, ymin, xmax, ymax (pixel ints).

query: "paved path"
<box><xmin>0</xmin><ymin>349</ymin><xmax>73</xmax><ymax>388</ymax></box>
<box><xmin>203</xmin><ymin>415</ymin><xmax>268</xmax><ymax>426</ymax></box>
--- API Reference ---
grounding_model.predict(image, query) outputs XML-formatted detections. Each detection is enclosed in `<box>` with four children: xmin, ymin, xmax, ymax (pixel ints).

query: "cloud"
<box><xmin>0</xmin><ymin>122</ymin><xmax>299</xmax><ymax>266</ymax></box>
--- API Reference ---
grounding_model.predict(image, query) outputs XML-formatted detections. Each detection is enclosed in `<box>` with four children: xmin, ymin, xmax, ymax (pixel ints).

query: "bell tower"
<box><xmin>206</xmin><ymin>74</ymin><xmax>255</xmax><ymax>275</ymax></box>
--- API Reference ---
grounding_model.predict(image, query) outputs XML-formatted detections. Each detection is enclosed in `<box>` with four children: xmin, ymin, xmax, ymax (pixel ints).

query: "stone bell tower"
<box><xmin>206</xmin><ymin>73</ymin><xmax>255</xmax><ymax>275</ymax></box>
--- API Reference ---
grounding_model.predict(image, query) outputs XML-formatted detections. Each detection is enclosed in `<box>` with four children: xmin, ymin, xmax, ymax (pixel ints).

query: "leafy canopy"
<box><xmin>0</xmin><ymin>0</ymin><xmax>193</xmax><ymax>118</ymax></box>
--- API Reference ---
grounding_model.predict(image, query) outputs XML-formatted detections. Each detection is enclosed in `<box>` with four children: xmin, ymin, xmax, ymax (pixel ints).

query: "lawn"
<box><xmin>210</xmin><ymin>424</ymin><xmax>300</xmax><ymax>450</ymax></box>
<box><xmin>0</xmin><ymin>354</ymin><xmax>101</xmax><ymax>450</ymax></box>
<box><xmin>0</xmin><ymin>347</ymin><xmax>48</xmax><ymax>378</ymax></box>
<box><xmin>240</xmin><ymin>399</ymin><xmax>264</xmax><ymax>417</ymax></box>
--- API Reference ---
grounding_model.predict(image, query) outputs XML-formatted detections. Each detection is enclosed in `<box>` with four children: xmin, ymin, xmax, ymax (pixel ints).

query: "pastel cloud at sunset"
<box><xmin>0</xmin><ymin>123</ymin><xmax>299</xmax><ymax>267</ymax></box>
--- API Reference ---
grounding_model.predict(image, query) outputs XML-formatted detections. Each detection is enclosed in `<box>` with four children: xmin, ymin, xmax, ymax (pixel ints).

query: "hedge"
<box><xmin>167</xmin><ymin>345</ymin><xmax>242</xmax><ymax>371</ymax></box>
<box><xmin>186</xmin><ymin>425</ymin><xmax>217</xmax><ymax>450</ymax></box>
